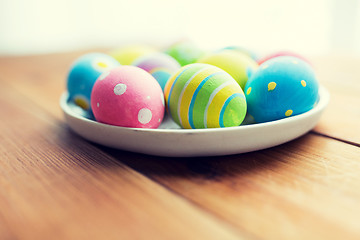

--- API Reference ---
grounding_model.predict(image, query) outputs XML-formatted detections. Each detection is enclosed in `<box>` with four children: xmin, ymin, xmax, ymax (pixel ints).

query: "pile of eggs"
<box><xmin>66</xmin><ymin>41</ymin><xmax>319</xmax><ymax>129</ymax></box>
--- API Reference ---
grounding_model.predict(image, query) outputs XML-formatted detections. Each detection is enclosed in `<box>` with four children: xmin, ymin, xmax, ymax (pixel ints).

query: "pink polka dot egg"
<box><xmin>91</xmin><ymin>66</ymin><xmax>165</xmax><ymax>128</ymax></box>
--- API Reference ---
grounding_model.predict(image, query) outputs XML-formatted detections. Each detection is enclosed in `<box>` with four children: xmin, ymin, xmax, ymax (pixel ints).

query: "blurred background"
<box><xmin>0</xmin><ymin>0</ymin><xmax>359</xmax><ymax>56</ymax></box>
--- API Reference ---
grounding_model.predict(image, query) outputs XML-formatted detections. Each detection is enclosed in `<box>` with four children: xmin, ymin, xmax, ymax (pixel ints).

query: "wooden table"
<box><xmin>0</xmin><ymin>51</ymin><xmax>359</xmax><ymax>240</ymax></box>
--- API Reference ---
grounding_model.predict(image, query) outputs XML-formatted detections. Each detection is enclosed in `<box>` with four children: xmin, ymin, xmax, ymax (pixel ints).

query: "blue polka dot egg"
<box><xmin>67</xmin><ymin>53</ymin><xmax>120</xmax><ymax>111</ymax></box>
<box><xmin>244</xmin><ymin>56</ymin><xmax>319</xmax><ymax>123</ymax></box>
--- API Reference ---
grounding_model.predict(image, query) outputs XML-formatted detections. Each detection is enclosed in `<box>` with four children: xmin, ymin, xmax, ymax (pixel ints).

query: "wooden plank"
<box><xmin>0</xmin><ymin>52</ymin><xmax>83</xmax><ymax>119</ymax></box>
<box><xmin>106</xmin><ymin>134</ymin><xmax>360</xmax><ymax>240</ymax></box>
<box><xmin>0</xmin><ymin>83</ymin><xmax>243</xmax><ymax>239</ymax></box>
<box><xmin>311</xmin><ymin>55</ymin><xmax>360</xmax><ymax>145</ymax></box>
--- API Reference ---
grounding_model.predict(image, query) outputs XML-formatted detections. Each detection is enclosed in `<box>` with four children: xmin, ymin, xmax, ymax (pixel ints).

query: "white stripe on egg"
<box><xmin>177</xmin><ymin>66</ymin><xmax>212</xmax><ymax>127</ymax></box>
<box><xmin>203</xmin><ymin>81</ymin><xmax>234</xmax><ymax>128</ymax></box>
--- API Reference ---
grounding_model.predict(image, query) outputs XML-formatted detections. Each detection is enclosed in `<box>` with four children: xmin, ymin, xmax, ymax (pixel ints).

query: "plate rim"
<box><xmin>60</xmin><ymin>85</ymin><xmax>330</xmax><ymax>133</ymax></box>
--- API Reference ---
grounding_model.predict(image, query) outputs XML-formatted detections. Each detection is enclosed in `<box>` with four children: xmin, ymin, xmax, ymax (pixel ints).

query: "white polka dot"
<box><xmin>138</xmin><ymin>108</ymin><xmax>152</xmax><ymax>124</ymax></box>
<box><xmin>98</xmin><ymin>71</ymin><xmax>110</xmax><ymax>81</ymax></box>
<box><xmin>97</xmin><ymin>102</ymin><xmax>100</xmax><ymax>108</ymax></box>
<box><xmin>158</xmin><ymin>118</ymin><xmax>161</xmax><ymax>122</ymax></box>
<box><xmin>114</xmin><ymin>83</ymin><xmax>127</xmax><ymax>96</ymax></box>
<box><xmin>146</xmin><ymin>96</ymin><xmax>151</xmax><ymax>100</ymax></box>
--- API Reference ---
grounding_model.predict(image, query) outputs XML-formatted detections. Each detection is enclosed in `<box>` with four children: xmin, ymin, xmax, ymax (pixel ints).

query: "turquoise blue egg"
<box><xmin>67</xmin><ymin>53</ymin><xmax>120</xmax><ymax>111</ymax></box>
<box><xmin>150</xmin><ymin>68</ymin><xmax>172</xmax><ymax>91</ymax></box>
<box><xmin>244</xmin><ymin>56</ymin><xmax>319</xmax><ymax>123</ymax></box>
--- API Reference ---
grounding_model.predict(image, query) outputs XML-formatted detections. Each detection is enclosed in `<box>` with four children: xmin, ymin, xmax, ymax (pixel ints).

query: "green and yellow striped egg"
<box><xmin>164</xmin><ymin>63</ymin><xmax>247</xmax><ymax>129</ymax></box>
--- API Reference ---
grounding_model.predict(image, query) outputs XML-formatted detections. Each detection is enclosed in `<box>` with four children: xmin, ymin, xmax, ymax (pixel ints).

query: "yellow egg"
<box><xmin>109</xmin><ymin>45</ymin><xmax>156</xmax><ymax>65</ymax></box>
<box><xmin>197</xmin><ymin>50</ymin><xmax>258</xmax><ymax>90</ymax></box>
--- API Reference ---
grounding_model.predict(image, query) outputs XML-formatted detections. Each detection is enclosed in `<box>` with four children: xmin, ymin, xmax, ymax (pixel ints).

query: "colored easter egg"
<box><xmin>67</xmin><ymin>53</ymin><xmax>120</xmax><ymax>111</ymax></box>
<box><xmin>221</xmin><ymin>46</ymin><xmax>259</xmax><ymax>61</ymax></box>
<box><xmin>257</xmin><ymin>51</ymin><xmax>310</xmax><ymax>65</ymax></box>
<box><xmin>244</xmin><ymin>56</ymin><xmax>319</xmax><ymax>123</ymax></box>
<box><xmin>164</xmin><ymin>41</ymin><xmax>205</xmax><ymax>66</ymax></box>
<box><xmin>91</xmin><ymin>66</ymin><xmax>165</xmax><ymax>128</ymax></box>
<box><xmin>109</xmin><ymin>45</ymin><xmax>156</xmax><ymax>65</ymax></box>
<box><xmin>164</xmin><ymin>63</ymin><xmax>247</xmax><ymax>129</ymax></box>
<box><xmin>133</xmin><ymin>52</ymin><xmax>181</xmax><ymax>91</ymax></box>
<box><xmin>197</xmin><ymin>50</ymin><xmax>258</xmax><ymax>90</ymax></box>
<box><xmin>149</xmin><ymin>69</ymin><xmax>173</xmax><ymax>91</ymax></box>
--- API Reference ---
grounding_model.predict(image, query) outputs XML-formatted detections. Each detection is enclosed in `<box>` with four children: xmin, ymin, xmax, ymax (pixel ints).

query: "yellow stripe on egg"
<box><xmin>203</xmin><ymin>81</ymin><xmax>233</xmax><ymax>128</ymax></box>
<box><xmin>164</xmin><ymin>74</ymin><xmax>176</xmax><ymax>99</ymax></box>
<box><xmin>178</xmin><ymin>67</ymin><xmax>217</xmax><ymax>128</ymax></box>
<box><xmin>205</xmin><ymin>82</ymin><xmax>242</xmax><ymax>128</ymax></box>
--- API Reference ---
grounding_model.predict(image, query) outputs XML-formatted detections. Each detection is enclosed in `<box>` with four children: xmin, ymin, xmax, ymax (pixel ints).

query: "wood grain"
<box><xmin>106</xmin><ymin>134</ymin><xmax>360</xmax><ymax>240</ymax></box>
<box><xmin>0</xmin><ymin>52</ymin><xmax>360</xmax><ymax>240</ymax></box>
<box><xmin>311</xmin><ymin>55</ymin><xmax>360</xmax><ymax>146</ymax></box>
<box><xmin>0</xmin><ymin>82</ymin><xmax>242</xmax><ymax>239</ymax></box>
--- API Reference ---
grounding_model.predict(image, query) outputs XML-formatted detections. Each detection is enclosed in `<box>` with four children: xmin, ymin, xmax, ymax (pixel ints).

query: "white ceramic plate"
<box><xmin>60</xmin><ymin>86</ymin><xmax>329</xmax><ymax>157</ymax></box>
